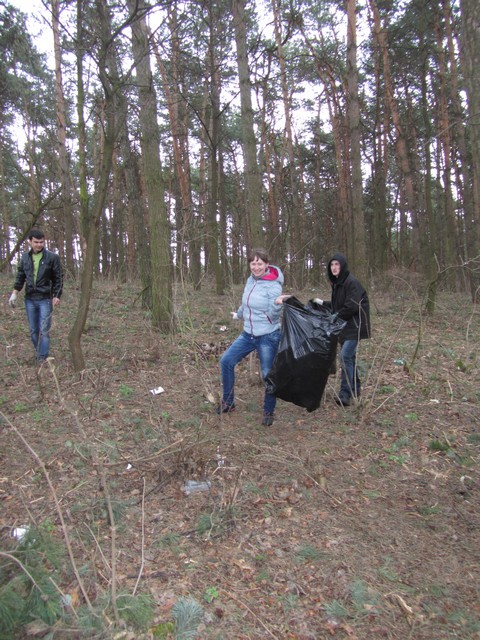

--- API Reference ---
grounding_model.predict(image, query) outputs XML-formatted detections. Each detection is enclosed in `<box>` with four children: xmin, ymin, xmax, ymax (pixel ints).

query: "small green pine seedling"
<box><xmin>172</xmin><ymin>598</ymin><xmax>204</xmax><ymax>639</ymax></box>
<box><xmin>295</xmin><ymin>544</ymin><xmax>324</xmax><ymax>562</ymax></box>
<box><xmin>323</xmin><ymin>600</ymin><xmax>349</xmax><ymax>620</ymax></box>
<box><xmin>379</xmin><ymin>385</ymin><xmax>396</xmax><ymax>394</ymax></box>
<box><xmin>429</xmin><ymin>439</ymin><xmax>450</xmax><ymax>453</ymax></box>
<box><xmin>119</xmin><ymin>384</ymin><xmax>134</xmax><ymax>398</ymax></box>
<box><xmin>151</xmin><ymin>621</ymin><xmax>175</xmax><ymax>638</ymax></box>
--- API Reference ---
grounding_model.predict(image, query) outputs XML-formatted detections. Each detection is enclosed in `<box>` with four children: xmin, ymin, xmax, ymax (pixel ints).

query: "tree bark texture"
<box><xmin>128</xmin><ymin>0</ymin><xmax>174</xmax><ymax>330</ymax></box>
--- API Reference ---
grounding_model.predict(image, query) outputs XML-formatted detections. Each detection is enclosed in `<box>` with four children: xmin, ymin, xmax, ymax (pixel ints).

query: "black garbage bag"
<box><xmin>265</xmin><ymin>297</ymin><xmax>346</xmax><ymax>412</ymax></box>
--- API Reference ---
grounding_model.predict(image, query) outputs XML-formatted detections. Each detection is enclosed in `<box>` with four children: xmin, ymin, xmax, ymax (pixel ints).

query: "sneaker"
<box><xmin>216</xmin><ymin>402</ymin><xmax>235</xmax><ymax>414</ymax></box>
<box><xmin>262</xmin><ymin>413</ymin><xmax>274</xmax><ymax>426</ymax></box>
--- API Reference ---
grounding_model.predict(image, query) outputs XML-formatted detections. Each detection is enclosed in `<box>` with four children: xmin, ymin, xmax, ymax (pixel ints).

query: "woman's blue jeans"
<box><xmin>220</xmin><ymin>330</ymin><xmax>280</xmax><ymax>414</ymax></box>
<box><xmin>25</xmin><ymin>298</ymin><xmax>53</xmax><ymax>361</ymax></box>
<box><xmin>339</xmin><ymin>339</ymin><xmax>361</xmax><ymax>400</ymax></box>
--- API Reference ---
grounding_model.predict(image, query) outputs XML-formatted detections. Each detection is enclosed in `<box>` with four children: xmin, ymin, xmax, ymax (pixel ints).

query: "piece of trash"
<box><xmin>429</xmin><ymin>399</ymin><xmax>440</xmax><ymax>404</ymax></box>
<box><xmin>61</xmin><ymin>594</ymin><xmax>73</xmax><ymax>608</ymax></box>
<box><xmin>205</xmin><ymin>392</ymin><xmax>216</xmax><ymax>404</ymax></box>
<box><xmin>183</xmin><ymin>480</ymin><xmax>211</xmax><ymax>495</ymax></box>
<box><xmin>126</xmin><ymin>463</ymin><xmax>133</xmax><ymax>470</ymax></box>
<box><xmin>12</xmin><ymin>526</ymin><xmax>29</xmax><ymax>542</ymax></box>
<box><xmin>150</xmin><ymin>386</ymin><xmax>164</xmax><ymax>396</ymax></box>
<box><xmin>394</xmin><ymin>358</ymin><xmax>406</xmax><ymax>366</ymax></box>
<box><xmin>219</xmin><ymin>325</ymin><xmax>227</xmax><ymax>332</ymax></box>
<box><xmin>390</xmin><ymin>593</ymin><xmax>415</xmax><ymax>618</ymax></box>
<box><xmin>216</xmin><ymin>447</ymin><xmax>225</xmax><ymax>468</ymax></box>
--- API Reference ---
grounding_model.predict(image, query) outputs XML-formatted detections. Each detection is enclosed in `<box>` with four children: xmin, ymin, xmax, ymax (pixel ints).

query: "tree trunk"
<box><xmin>369</xmin><ymin>0</ymin><xmax>418</xmax><ymax>268</ymax></box>
<box><xmin>203</xmin><ymin>0</ymin><xmax>224</xmax><ymax>295</ymax></box>
<box><xmin>368</xmin><ymin>19</ymin><xmax>390</xmax><ymax>275</ymax></box>
<box><xmin>460</xmin><ymin>0</ymin><xmax>480</xmax><ymax>300</ymax></box>
<box><xmin>68</xmin><ymin>0</ymin><xmax>117</xmax><ymax>371</ymax></box>
<box><xmin>272</xmin><ymin>0</ymin><xmax>302</xmax><ymax>282</ymax></box>
<box><xmin>420</xmin><ymin>55</ymin><xmax>437</xmax><ymax>315</ymax></box>
<box><xmin>128</xmin><ymin>0</ymin><xmax>174</xmax><ymax>330</ymax></box>
<box><xmin>117</xmin><ymin>119</ymin><xmax>145</xmax><ymax>285</ymax></box>
<box><xmin>327</xmin><ymin>88</ymin><xmax>350</xmax><ymax>253</ymax></box>
<box><xmin>444</xmin><ymin>0</ymin><xmax>474</xmax><ymax>286</ymax></box>
<box><xmin>110</xmin><ymin>152</ymin><xmax>124</xmax><ymax>279</ymax></box>
<box><xmin>298</xmin><ymin>25</ymin><xmax>349</xmax><ymax>256</ymax></box>
<box><xmin>51</xmin><ymin>0</ymin><xmax>75</xmax><ymax>276</ymax></box>
<box><xmin>259</xmin><ymin>57</ymin><xmax>281</xmax><ymax>253</ymax></box>
<box><xmin>345</xmin><ymin>0</ymin><xmax>367</xmax><ymax>281</ymax></box>
<box><xmin>150</xmin><ymin>11</ymin><xmax>200</xmax><ymax>288</ymax></box>
<box><xmin>0</xmin><ymin>147</ymin><xmax>8</xmax><ymax>263</ymax></box>
<box><xmin>232</xmin><ymin>0</ymin><xmax>263</xmax><ymax>249</ymax></box>
<box><xmin>434</xmin><ymin>12</ymin><xmax>458</xmax><ymax>276</ymax></box>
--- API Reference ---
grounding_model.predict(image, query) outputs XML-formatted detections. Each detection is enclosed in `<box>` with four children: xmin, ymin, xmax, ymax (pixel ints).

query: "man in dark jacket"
<box><xmin>9</xmin><ymin>229</ymin><xmax>63</xmax><ymax>361</ymax></box>
<box><xmin>322</xmin><ymin>252</ymin><xmax>370</xmax><ymax>406</ymax></box>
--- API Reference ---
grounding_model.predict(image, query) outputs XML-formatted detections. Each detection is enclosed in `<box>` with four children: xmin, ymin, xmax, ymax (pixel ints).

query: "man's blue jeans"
<box><xmin>339</xmin><ymin>339</ymin><xmax>361</xmax><ymax>400</ymax></box>
<box><xmin>25</xmin><ymin>298</ymin><xmax>53</xmax><ymax>360</ymax></box>
<box><xmin>220</xmin><ymin>330</ymin><xmax>281</xmax><ymax>414</ymax></box>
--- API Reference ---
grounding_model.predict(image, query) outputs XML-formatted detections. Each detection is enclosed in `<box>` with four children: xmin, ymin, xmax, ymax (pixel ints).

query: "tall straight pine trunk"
<box><xmin>128</xmin><ymin>0</ymin><xmax>174</xmax><ymax>331</ymax></box>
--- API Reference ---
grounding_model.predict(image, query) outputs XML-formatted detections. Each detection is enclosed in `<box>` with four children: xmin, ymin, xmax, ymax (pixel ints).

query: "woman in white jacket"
<box><xmin>217</xmin><ymin>248</ymin><xmax>284</xmax><ymax>426</ymax></box>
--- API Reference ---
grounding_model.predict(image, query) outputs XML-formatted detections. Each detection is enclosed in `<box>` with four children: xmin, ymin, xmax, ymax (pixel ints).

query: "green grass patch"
<box><xmin>379</xmin><ymin>385</ymin><xmax>396</xmax><ymax>394</ymax></box>
<box><xmin>447</xmin><ymin>609</ymin><xmax>480</xmax><ymax>632</ymax></box>
<box><xmin>378</xmin><ymin>559</ymin><xmax>400</xmax><ymax>582</ymax></box>
<box><xmin>350</xmin><ymin>579</ymin><xmax>380</xmax><ymax>616</ymax></box>
<box><xmin>255</xmin><ymin>568</ymin><xmax>271</xmax><ymax>582</ymax></box>
<box><xmin>363</xmin><ymin>489</ymin><xmax>381</xmax><ymax>499</ymax></box>
<box><xmin>157</xmin><ymin>533</ymin><xmax>183</xmax><ymax>555</ymax></box>
<box><xmin>429</xmin><ymin>439</ymin><xmax>451</xmax><ymax>453</ymax></box>
<box><xmin>466</xmin><ymin>432</ymin><xmax>480</xmax><ymax>445</ymax></box>
<box><xmin>323</xmin><ymin>599</ymin><xmax>349</xmax><ymax>620</ymax></box>
<box><xmin>196</xmin><ymin>507</ymin><xmax>236</xmax><ymax>537</ymax></box>
<box><xmin>295</xmin><ymin>544</ymin><xmax>325</xmax><ymax>562</ymax></box>
<box><xmin>118</xmin><ymin>384</ymin><xmax>135</xmax><ymax>398</ymax></box>
<box><xmin>417</xmin><ymin>504</ymin><xmax>442</xmax><ymax>517</ymax></box>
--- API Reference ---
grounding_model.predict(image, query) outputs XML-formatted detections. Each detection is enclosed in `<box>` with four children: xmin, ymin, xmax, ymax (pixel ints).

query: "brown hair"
<box><xmin>247</xmin><ymin>247</ymin><xmax>270</xmax><ymax>263</ymax></box>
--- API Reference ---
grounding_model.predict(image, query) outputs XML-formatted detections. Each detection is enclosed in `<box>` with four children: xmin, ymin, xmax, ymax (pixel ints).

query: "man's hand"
<box><xmin>8</xmin><ymin>292</ymin><xmax>17</xmax><ymax>308</ymax></box>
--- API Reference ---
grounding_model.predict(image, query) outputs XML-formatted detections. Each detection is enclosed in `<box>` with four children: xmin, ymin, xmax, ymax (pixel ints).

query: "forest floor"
<box><xmin>1</xmin><ymin>273</ymin><xmax>479</xmax><ymax>640</ymax></box>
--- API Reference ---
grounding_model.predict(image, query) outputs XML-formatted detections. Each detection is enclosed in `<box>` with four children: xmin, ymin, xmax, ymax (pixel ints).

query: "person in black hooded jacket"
<box><xmin>321</xmin><ymin>252</ymin><xmax>371</xmax><ymax>406</ymax></box>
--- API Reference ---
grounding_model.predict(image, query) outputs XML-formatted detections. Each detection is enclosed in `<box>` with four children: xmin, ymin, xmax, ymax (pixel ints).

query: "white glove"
<box><xmin>8</xmin><ymin>292</ymin><xmax>17</xmax><ymax>308</ymax></box>
<box><xmin>230</xmin><ymin>312</ymin><xmax>239</xmax><ymax>320</ymax></box>
<box><xmin>313</xmin><ymin>298</ymin><xmax>324</xmax><ymax>305</ymax></box>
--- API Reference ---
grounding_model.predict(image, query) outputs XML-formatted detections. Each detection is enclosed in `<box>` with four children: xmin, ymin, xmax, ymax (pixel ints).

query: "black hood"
<box><xmin>327</xmin><ymin>252</ymin><xmax>349</xmax><ymax>284</ymax></box>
